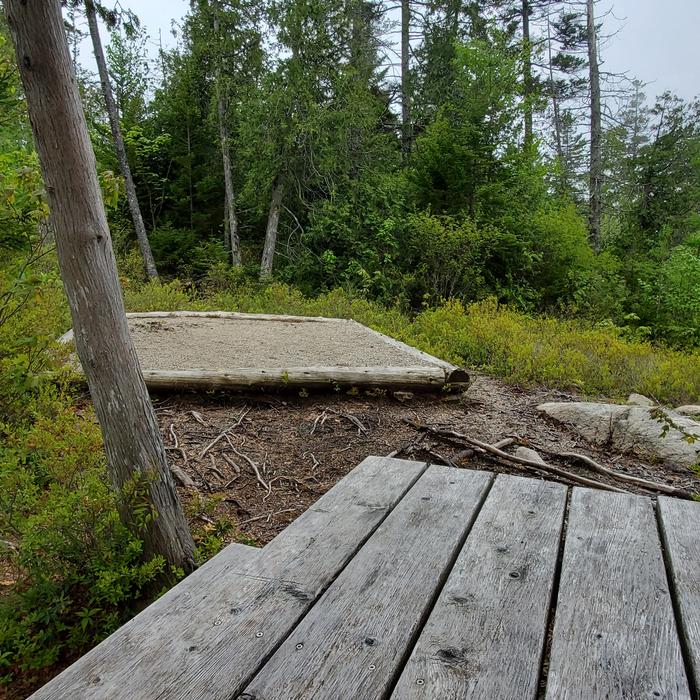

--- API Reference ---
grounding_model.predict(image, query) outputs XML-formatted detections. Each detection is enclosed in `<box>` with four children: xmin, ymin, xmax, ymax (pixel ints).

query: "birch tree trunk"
<box><xmin>85</xmin><ymin>1</ymin><xmax>158</xmax><ymax>279</ymax></box>
<box><xmin>5</xmin><ymin>0</ymin><xmax>195</xmax><ymax>571</ymax></box>
<box><xmin>400</xmin><ymin>0</ymin><xmax>412</xmax><ymax>158</ymax></box>
<box><xmin>587</xmin><ymin>0</ymin><xmax>602</xmax><ymax>251</ymax></box>
<box><xmin>260</xmin><ymin>177</ymin><xmax>283</xmax><ymax>279</ymax></box>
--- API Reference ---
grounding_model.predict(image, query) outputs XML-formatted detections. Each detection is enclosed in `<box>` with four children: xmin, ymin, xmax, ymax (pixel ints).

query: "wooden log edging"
<box><xmin>142</xmin><ymin>366</ymin><xmax>447</xmax><ymax>390</ymax></box>
<box><xmin>58</xmin><ymin>311</ymin><xmax>468</xmax><ymax>391</ymax></box>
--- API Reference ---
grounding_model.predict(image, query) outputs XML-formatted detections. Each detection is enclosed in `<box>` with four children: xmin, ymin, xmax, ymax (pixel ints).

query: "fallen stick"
<box><xmin>403</xmin><ymin>419</ymin><xmax>626</xmax><ymax>493</ymax></box>
<box><xmin>228</xmin><ymin>445</ymin><xmax>269</xmax><ymax>491</ymax></box>
<box><xmin>198</xmin><ymin>407</ymin><xmax>250</xmax><ymax>460</ymax></box>
<box><xmin>552</xmin><ymin>449</ymin><xmax>695</xmax><ymax>499</ymax></box>
<box><xmin>221</xmin><ymin>451</ymin><xmax>241</xmax><ymax>474</ymax></box>
<box><xmin>240</xmin><ymin>508</ymin><xmax>297</xmax><ymax>525</ymax></box>
<box><xmin>323</xmin><ymin>407</ymin><xmax>369</xmax><ymax>435</ymax></box>
<box><xmin>310</xmin><ymin>410</ymin><xmax>328</xmax><ymax>436</ymax></box>
<box><xmin>166</xmin><ymin>424</ymin><xmax>196</xmax><ymax>489</ymax></box>
<box><xmin>188</xmin><ymin>410</ymin><xmax>208</xmax><ymax>426</ymax></box>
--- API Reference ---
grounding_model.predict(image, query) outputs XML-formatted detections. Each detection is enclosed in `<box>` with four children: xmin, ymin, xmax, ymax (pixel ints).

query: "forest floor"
<box><xmin>154</xmin><ymin>373</ymin><xmax>700</xmax><ymax>548</ymax></box>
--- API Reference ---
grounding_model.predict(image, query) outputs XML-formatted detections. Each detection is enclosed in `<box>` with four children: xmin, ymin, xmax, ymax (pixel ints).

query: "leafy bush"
<box><xmin>0</xmin><ymin>399</ymin><xmax>169</xmax><ymax>687</ymax></box>
<box><xmin>148</xmin><ymin>225</ymin><xmax>228</xmax><ymax>279</ymax></box>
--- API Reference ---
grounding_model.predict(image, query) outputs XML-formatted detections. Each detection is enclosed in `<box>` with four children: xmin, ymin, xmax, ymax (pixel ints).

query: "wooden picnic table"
<box><xmin>30</xmin><ymin>456</ymin><xmax>700</xmax><ymax>699</ymax></box>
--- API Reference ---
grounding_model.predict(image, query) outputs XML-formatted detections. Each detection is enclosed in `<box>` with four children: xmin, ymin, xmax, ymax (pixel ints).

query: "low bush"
<box><xmin>0</xmin><ymin>400</ymin><xmax>169</xmax><ymax>686</ymax></box>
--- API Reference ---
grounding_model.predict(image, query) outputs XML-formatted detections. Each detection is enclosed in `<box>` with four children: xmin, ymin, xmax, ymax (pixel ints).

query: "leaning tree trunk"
<box><xmin>260</xmin><ymin>177</ymin><xmax>283</xmax><ymax>279</ymax></box>
<box><xmin>400</xmin><ymin>0</ymin><xmax>412</xmax><ymax>158</ymax></box>
<box><xmin>85</xmin><ymin>0</ymin><xmax>158</xmax><ymax>279</ymax></box>
<box><xmin>587</xmin><ymin>0</ymin><xmax>602</xmax><ymax>251</ymax></box>
<box><xmin>5</xmin><ymin>0</ymin><xmax>195</xmax><ymax>571</ymax></box>
<box><xmin>546</xmin><ymin>12</ymin><xmax>566</xmax><ymax>192</ymax></box>
<box><xmin>522</xmin><ymin>0</ymin><xmax>533</xmax><ymax>147</ymax></box>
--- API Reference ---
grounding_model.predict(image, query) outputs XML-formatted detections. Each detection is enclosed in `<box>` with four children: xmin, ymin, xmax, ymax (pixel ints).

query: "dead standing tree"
<box><xmin>84</xmin><ymin>0</ymin><xmax>159</xmax><ymax>279</ymax></box>
<box><xmin>5</xmin><ymin>0</ymin><xmax>195</xmax><ymax>570</ymax></box>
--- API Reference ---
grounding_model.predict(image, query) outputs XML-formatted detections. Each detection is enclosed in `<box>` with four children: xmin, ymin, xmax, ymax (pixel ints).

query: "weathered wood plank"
<box><xmin>392</xmin><ymin>474</ymin><xmax>567</xmax><ymax>700</ymax></box>
<box><xmin>658</xmin><ymin>496</ymin><xmax>700</xmax><ymax>691</ymax></box>
<box><xmin>29</xmin><ymin>457</ymin><xmax>427</xmax><ymax>700</ymax></box>
<box><xmin>241</xmin><ymin>465</ymin><xmax>493</xmax><ymax>700</ymax></box>
<box><xmin>545</xmin><ymin>488</ymin><xmax>690</xmax><ymax>699</ymax></box>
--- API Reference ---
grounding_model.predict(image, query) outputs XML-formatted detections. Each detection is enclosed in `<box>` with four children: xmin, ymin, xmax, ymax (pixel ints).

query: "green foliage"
<box><xmin>637</xmin><ymin>244</ymin><xmax>700</xmax><ymax>348</ymax></box>
<box><xmin>148</xmin><ymin>225</ymin><xmax>228</xmax><ymax>279</ymax></box>
<box><xmin>0</xmin><ymin>403</ymin><xmax>168</xmax><ymax>685</ymax></box>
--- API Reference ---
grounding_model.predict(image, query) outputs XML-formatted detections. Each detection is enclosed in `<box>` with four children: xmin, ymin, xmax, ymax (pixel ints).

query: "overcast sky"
<box><xmin>82</xmin><ymin>0</ymin><xmax>700</xmax><ymax>102</ymax></box>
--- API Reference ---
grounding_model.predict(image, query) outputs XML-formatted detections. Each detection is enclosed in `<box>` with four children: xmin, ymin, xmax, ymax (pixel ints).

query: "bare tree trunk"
<box><xmin>587</xmin><ymin>0</ymin><xmax>602</xmax><ymax>251</ymax></box>
<box><xmin>400</xmin><ymin>0</ymin><xmax>412</xmax><ymax>158</ymax></box>
<box><xmin>522</xmin><ymin>0</ymin><xmax>533</xmax><ymax>146</ymax></box>
<box><xmin>546</xmin><ymin>12</ymin><xmax>566</xmax><ymax>191</ymax></box>
<box><xmin>212</xmin><ymin>9</ymin><xmax>242</xmax><ymax>267</ymax></box>
<box><xmin>5</xmin><ymin>0</ymin><xmax>195</xmax><ymax>570</ymax></box>
<box><xmin>223</xmin><ymin>195</ymin><xmax>231</xmax><ymax>253</ymax></box>
<box><xmin>260</xmin><ymin>177</ymin><xmax>284</xmax><ymax>279</ymax></box>
<box><xmin>85</xmin><ymin>1</ymin><xmax>158</xmax><ymax>279</ymax></box>
<box><xmin>217</xmin><ymin>86</ymin><xmax>241</xmax><ymax>266</ymax></box>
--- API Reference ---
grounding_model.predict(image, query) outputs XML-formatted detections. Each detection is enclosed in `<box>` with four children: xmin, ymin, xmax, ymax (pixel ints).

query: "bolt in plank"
<box><xmin>241</xmin><ymin>466</ymin><xmax>493</xmax><ymax>700</ymax></box>
<box><xmin>392</xmin><ymin>474</ymin><xmax>567</xmax><ymax>700</ymax></box>
<box><xmin>545</xmin><ymin>488</ymin><xmax>690</xmax><ymax>699</ymax></box>
<box><xmin>658</xmin><ymin>496</ymin><xmax>700</xmax><ymax>691</ymax></box>
<box><xmin>29</xmin><ymin>457</ymin><xmax>427</xmax><ymax>700</ymax></box>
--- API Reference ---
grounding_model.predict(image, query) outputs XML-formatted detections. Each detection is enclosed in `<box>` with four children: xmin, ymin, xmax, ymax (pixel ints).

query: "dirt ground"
<box><xmin>128</xmin><ymin>316</ymin><xmax>436</xmax><ymax>371</ymax></box>
<box><xmin>155</xmin><ymin>373</ymin><xmax>700</xmax><ymax>548</ymax></box>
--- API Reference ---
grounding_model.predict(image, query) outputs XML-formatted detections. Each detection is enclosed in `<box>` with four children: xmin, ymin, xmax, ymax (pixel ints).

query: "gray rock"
<box><xmin>627</xmin><ymin>393</ymin><xmax>655</xmax><ymax>407</ymax></box>
<box><xmin>514</xmin><ymin>446</ymin><xmax>547</xmax><ymax>465</ymax></box>
<box><xmin>676</xmin><ymin>405</ymin><xmax>700</xmax><ymax>417</ymax></box>
<box><xmin>537</xmin><ymin>401</ymin><xmax>700</xmax><ymax>469</ymax></box>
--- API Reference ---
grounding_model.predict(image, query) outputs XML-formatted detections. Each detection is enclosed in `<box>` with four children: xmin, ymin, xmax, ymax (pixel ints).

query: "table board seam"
<box><xmin>535</xmin><ymin>484</ymin><xmax>571</xmax><ymax>699</ymax></box>
<box><xmin>656</xmin><ymin>501</ymin><xmax>698</xmax><ymax>700</ymax></box>
<box><xmin>381</xmin><ymin>468</ymin><xmax>497</xmax><ymax>700</ymax></box>
<box><xmin>232</xmin><ymin>459</ymin><xmax>431</xmax><ymax>700</ymax></box>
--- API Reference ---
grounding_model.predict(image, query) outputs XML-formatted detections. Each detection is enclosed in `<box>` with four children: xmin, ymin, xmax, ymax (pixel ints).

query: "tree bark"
<box><xmin>400</xmin><ymin>0</ymin><xmax>412</xmax><ymax>158</ymax></box>
<box><xmin>212</xmin><ymin>9</ymin><xmax>242</xmax><ymax>266</ymax></box>
<box><xmin>260</xmin><ymin>177</ymin><xmax>284</xmax><ymax>279</ymax></box>
<box><xmin>587</xmin><ymin>0</ymin><xmax>602</xmax><ymax>251</ymax></box>
<box><xmin>85</xmin><ymin>0</ymin><xmax>158</xmax><ymax>279</ymax></box>
<box><xmin>546</xmin><ymin>12</ymin><xmax>565</xmax><ymax>191</ymax></box>
<box><xmin>522</xmin><ymin>0</ymin><xmax>533</xmax><ymax>147</ymax></box>
<box><xmin>5</xmin><ymin>0</ymin><xmax>195</xmax><ymax>570</ymax></box>
<box><xmin>217</xmin><ymin>86</ymin><xmax>241</xmax><ymax>266</ymax></box>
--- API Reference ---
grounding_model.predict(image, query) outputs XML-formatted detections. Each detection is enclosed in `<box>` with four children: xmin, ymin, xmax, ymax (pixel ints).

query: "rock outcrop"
<box><xmin>537</xmin><ymin>401</ymin><xmax>700</xmax><ymax>469</ymax></box>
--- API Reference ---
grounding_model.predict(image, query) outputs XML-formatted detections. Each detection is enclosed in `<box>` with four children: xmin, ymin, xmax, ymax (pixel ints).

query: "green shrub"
<box><xmin>0</xmin><ymin>401</ymin><xmax>168</xmax><ymax>686</ymax></box>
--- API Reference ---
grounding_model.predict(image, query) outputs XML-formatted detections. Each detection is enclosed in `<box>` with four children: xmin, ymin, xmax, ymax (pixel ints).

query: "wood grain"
<box><xmin>140</xmin><ymin>366</ymin><xmax>446</xmax><ymax>390</ymax></box>
<box><xmin>658</xmin><ymin>496</ymin><xmax>700</xmax><ymax>691</ymax></box>
<box><xmin>545</xmin><ymin>488</ymin><xmax>690</xmax><ymax>699</ymax></box>
<box><xmin>241</xmin><ymin>466</ymin><xmax>492</xmax><ymax>700</ymax></box>
<box><xmin>393</xmin><ymin>474</ymin><xmax>566</xmax><ymax>700</ymax></box>
<box><xmin>29</xmin><ymin>457</ymin><xmax>426</xmax><ymax>699</ymax></box>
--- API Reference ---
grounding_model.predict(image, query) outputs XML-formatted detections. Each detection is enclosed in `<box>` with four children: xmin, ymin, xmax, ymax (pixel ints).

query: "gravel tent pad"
<box><xmin>60</xmin><ymin>311</ymin><xmax>468</xmax><ymax>391</ymax></box>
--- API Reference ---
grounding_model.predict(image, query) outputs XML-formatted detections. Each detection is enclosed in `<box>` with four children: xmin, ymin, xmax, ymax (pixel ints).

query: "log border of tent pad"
<box><xmin>58</xmin><ymin>311</ymin><xmax>469</xmax><ymax>391</ymax></box>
